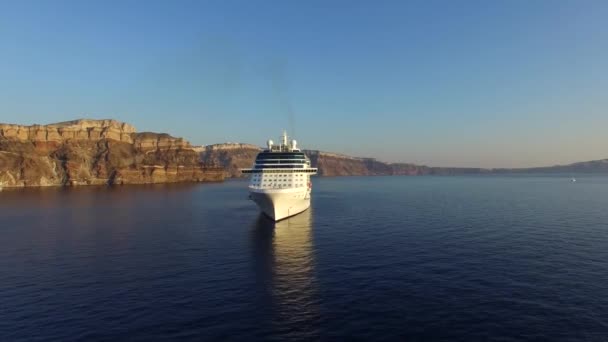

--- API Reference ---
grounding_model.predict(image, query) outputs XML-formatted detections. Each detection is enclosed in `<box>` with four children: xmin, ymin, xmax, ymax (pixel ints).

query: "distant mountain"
<box><xmin>492</xmin><ymin>159</ymin><xmax>608</xmax><ymax>174</ymax></box>
<box><xmin>199</xmin><ymin>143</ymin><xmax>608</xmax><ymax>178</ymax></box>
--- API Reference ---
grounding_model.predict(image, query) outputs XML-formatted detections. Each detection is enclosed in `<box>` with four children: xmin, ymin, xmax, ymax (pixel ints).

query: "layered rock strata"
<box><xmin>200</xmin><ymin>143</ymin><xmax>607</xmax><ymax>177</ymax></box>
<box><xmin>0</xmin><ymin>119</ymin><xmax>224</xmax><ymax>187</ymax></box>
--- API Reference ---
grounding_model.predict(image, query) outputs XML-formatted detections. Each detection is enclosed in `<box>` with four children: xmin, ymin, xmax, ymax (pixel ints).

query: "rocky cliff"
<box><xmin>199</xmin><ymin>143</ymin><xmax>262</xmax><ymax>177</ymax></box>
<box><xmin>198</xmin><ymin>144</ymin><xmax>486</xmax><ymax>177</ymax></box>
<box><xmin>305</xmin><ymin>151</ymin><xmax>434</xmax><ymax>176</ymax></box>
<box><xmin>199</xmin><ymin>143</ymin><xmax>605</xmax><ymax>178</ymax></box>
<box><xmin>0</xmin><ymin>119</ymin><xmax>224</xmax><ymax>187</ymax></box>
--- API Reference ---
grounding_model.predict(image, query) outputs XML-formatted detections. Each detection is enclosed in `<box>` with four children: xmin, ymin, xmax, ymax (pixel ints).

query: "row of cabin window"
<box><xmin>251</xmin><ymin>174</ymin><xmax>307</xmax><ymax>184</ymax></box>
<box><xmin>256</xmin><ymin>153</ymin><xmax>305</xmax><ymax>159</ymax></box>
<box><xmin>251</xmin><ymin>173</ymin><xmax>307</xmax><ymax>176</ymax></box>
<box><xmin>250</xmin><ymin>178</ymin><xmax>305</xmax><ymax>185</ymax></box>
<box><xmin>253</xmin><ymin>173</ymin><xmax>310</xmax><ymax>177</ymax></box>
<box><xmin>251</xmin><ymin>183</ymin><xmax>306</xmax><ymax>187</ymax></box>
<box><xmin>255</xmin><ymin>160</ymin><xmax>306</xmax><ymax>164</ymax></box>
<box><xmin>253</xmin><ymin>184</ymin><xmax>300</xmax><ymax>187</ymax></box>
<box><xmin>254</xmin><ymin>165</ymin><xmax>309</xmax><ymax>169</ymax></box>
<box><xmin>243</xmin><ymin>169</ymin><xmax>316</xmax><ymax>173</ymax></box>
<box><xmin>251</xmin><ymin>175</ymin><xmax>307</xmax><ymax>179</ymax></box>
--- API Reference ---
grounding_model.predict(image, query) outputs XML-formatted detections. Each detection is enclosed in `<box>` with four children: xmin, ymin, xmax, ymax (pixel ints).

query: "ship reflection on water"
<box><xmin>250</xmin><ymin>209</ymin><xmax>320</xmax><ymax>339</ymax></box>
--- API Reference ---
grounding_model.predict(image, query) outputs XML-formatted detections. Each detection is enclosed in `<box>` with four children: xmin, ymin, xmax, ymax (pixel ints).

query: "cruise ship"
<box><xmin>242</xmin><ymin>132</ymin><xmax>317</xmax><ymax>221</ymax></box>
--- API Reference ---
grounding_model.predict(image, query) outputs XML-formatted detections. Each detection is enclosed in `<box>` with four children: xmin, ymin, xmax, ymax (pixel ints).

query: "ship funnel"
<box><xmin>267</xmin><ymin>140</ymin><xmax>274</xmax><ymax>149</ymax></box>
<box><xmin>291</xmin><ymin>139</ymin><xmax>297</xmax><ymax>150</ymax></box>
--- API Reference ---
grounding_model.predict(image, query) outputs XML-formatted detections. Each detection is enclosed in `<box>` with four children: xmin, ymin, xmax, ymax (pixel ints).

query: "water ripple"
<box><xmin>1</xmin><ymin>177</ymin><xmax>608</xmax><ymax>340</ymax></box>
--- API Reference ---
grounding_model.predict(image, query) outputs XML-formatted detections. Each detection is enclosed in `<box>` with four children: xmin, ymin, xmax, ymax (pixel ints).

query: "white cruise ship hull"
<box><xmin>249</xmin><ymin>187</ymin><xmax>311</xmax><ymax>221</ymax></box>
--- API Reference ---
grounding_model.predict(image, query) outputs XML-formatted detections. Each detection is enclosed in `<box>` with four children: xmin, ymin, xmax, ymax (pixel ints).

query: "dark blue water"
<box><xmin>2</xmin><ymin>176</ymin><xmax>608</xmax><ymax>341</ymax></box>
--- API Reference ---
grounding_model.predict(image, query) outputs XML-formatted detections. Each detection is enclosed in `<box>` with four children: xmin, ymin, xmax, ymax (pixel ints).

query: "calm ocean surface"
<box><xmin>1</xmin><ymin>175</ymin><xmax>608</xmax><ymax>341</ymax></box>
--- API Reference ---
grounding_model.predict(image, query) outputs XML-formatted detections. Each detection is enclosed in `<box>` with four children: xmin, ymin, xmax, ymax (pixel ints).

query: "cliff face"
<box><xmin>200</xmin><ymin>143</ymin><xmax>604</xmax><ymax>178</ymax></box>
<box><xmin>199</xmin><ymin>143</ymin><xmax>262</xmax><ymax>178</ymax></box>
<box><xmin>0</xmin><ymin>119</ymin><xmax>223</xmax><ymax>187</ymax></box>
<box><xmin>198</xmin><ymin>144</ymin><xmax>483</xmax><ymax>177</ymax></box>
<box><xmin>306</xmin><ymin>151</ymin><xmax>434</xmax><ymax>176</ymax></box>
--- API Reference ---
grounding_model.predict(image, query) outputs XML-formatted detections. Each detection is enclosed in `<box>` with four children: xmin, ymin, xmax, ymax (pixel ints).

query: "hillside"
<box><xmin>199</xmin><ymin>143</ymin><xmax>607</xmax><ymax>178</ymax></box>
<box><xmin>199</xmin><ymin>143</ymin><xmax>489</xmax><ymax>177</ymax></box>
<box><xmin>0</xmin><ymin>119</ymin><xmax>224</xmax><ymax>187</ymax></box>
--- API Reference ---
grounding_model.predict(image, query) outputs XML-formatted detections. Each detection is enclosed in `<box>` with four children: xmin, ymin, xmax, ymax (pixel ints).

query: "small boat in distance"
<box><xmin>242</xmin><ymin>131</ymin><xmax>318</xmax><ymax>221</ymax></box>
<box><xmin>571</xmin><ymin>178</ymin><xmax>577</xmax><ymax>182</ymax></box>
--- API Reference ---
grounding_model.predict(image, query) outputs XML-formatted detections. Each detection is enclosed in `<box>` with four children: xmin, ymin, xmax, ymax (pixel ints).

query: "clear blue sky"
<box><xmin>1</xmin><ymin>0</ymin><xmax>607</xmax><ymax>167</ymax></box>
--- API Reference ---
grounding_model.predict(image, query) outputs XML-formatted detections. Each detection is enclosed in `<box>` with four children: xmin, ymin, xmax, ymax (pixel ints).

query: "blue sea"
<box><xmin>1</xmin><ymin>175</ymin><xmax>608</xmax><ymax>341</ymax></box>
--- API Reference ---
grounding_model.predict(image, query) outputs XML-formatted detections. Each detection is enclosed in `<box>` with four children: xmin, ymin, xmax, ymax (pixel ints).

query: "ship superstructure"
<box><xmin>242</xmin><ymin>131</ymin><xmax>317</xmax><ymax>221</ymax></box>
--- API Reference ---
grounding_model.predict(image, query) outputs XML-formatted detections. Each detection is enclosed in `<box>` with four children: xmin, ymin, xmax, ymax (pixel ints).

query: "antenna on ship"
<box><xmin>282</xmin><ymin>129</ymin><xmax>288</xmax><ymax>150</ymax></box>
